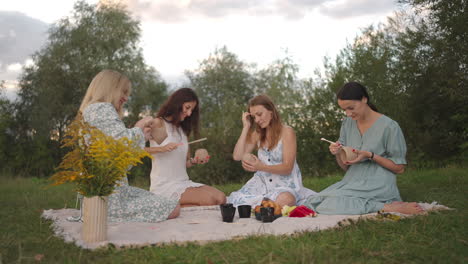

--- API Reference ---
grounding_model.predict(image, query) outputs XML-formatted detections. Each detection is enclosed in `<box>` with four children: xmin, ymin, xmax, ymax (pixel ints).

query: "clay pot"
<box><xmin>220</xmin><ymin>203</ymin><xmax>236</xmax><ymax>223</ymax></box>
<box><xmin>194</xmin><ymin>148</ymin><xmax>209</xmax><ymax>163</ymax></box>
<box><xmin>81</xmin><ymin>196</ymin><xmax>108</xmax><ymax>243</ymax></box>
<box><xmin>242</xmin><ymin>153</ymin><xmax>257</xmax><ymax>163</ymax></box>
<box><xmin>339</xmin><ymin>146</ymin><xmax>358</xmax><ymax>162</ymax></box>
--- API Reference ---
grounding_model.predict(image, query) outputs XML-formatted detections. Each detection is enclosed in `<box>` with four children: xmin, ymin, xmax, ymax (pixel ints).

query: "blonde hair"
<box><xmin>79</xmin><ymin>69</ymin><xmax>131</xmax><ymax>117</ymax></box>
<box><xmin>247</xmin><ymin>94</ymin><xmax>283</xmax><ymax>150</ymax></box>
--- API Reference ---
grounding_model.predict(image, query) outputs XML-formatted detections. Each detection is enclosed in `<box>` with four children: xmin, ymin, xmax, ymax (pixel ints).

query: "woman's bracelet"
<box><xmin>370</xmin><ymin>152</ymin><xmax>375</xmax><ymax>160</ymax></box>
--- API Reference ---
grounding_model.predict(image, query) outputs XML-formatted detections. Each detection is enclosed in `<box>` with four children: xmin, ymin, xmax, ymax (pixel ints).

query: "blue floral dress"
<box><xmin>301</xmin><ymin>115</ymin><xmax>407</xmax><ymax>215</ymax></box>
<box><xmin>83</xmin><ymin>102</ymin><xmax>178</xmax><ymax>222</ymax></box>
<box><xmin>227</xmin><ymin>140</ymin><xmax>316</xmax><ymax>207</ymax></box>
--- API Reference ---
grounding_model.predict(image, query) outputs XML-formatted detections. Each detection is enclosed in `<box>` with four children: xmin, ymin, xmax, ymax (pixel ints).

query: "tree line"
<box><xmin>0</xmin><ymin>0</ymin><xmax>466</xmax><ymax>184</ymax></box>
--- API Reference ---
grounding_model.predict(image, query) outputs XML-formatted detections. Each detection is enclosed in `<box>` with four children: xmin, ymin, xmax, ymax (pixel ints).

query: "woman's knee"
<box><xmin>207</xmin><ymin>190</ymin><xmax>226</xmax><ymax>205</ymax></box>
<box><xmin>216</xmin><ymin>192</ymin><xmax>227</xmax><ymax>204</ymax></box>
<box><xmin>275</xmin><ymin>192</ymin><xmax>296</xmax><ymax>207</ymax></box>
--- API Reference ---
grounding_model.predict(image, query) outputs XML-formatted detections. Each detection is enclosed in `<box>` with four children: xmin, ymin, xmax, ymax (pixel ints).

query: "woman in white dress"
<box><xmin>228</xmin><ymin>94</ymin><xmax>316</xmax><ymax>208</ymax></box>
<box><xmin>146</xmin><ymin>88</ymin><xmax>226</xmax><ymax>207</ymax></box>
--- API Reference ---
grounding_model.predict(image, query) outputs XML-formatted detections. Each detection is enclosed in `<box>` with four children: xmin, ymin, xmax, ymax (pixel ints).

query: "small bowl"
<box><xmin>339</xmin><ymin>146</ymin><xmax>358</xmax><ymax>162</ymax></box>
<box><xmin>254</xmin><ymin>212</ymin><xmax>281</xmax><ymax>221</ymax></box>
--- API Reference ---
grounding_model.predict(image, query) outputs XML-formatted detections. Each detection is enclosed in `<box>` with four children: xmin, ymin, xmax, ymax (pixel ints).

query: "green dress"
<box><xmin>302</xmin><ymin>115</ymin><xmax>407</xmax><ymax>215</ymax></box>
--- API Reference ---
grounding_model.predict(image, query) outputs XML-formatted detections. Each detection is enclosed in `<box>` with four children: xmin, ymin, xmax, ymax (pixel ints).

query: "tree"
<box><xmin>186</xmin><ymin>46</ymin><xmax>255</xmax><ymax>184</ymax></box>
<box><xmin>398</xmin><ymin>0</ymin><xmax>468</xmax><ymax>163</ymax></box>
<box><xmin>316</xmin><ymin>2</ymin><xmax>468</xmax><ymax>167</ymax></box>
<box><xmin>0</xmin><ymin>84</ymin><xmax>15</xmax><ymax>172</ymax></box>
<box><xmin>10</xmin><ymin>0</ymin><xmax>168</xmax><ymax>176</ymax></box>
<box><xmin>253</xmin><ymin>54</ymin><xmax>302</xmax><ymax>124</ymax></box>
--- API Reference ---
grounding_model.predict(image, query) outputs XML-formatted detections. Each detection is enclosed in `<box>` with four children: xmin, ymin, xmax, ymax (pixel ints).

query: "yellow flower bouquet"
<box><xmin>50</xmin><ymin>115</ymin><xmax>151</xmax><ymax>197</ymax></box>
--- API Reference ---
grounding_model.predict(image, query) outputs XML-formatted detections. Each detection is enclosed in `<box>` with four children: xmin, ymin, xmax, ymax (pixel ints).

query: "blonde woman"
<box><xmin>228</xmin><ymin>95</ymin><xmax>316</xmax><ymax>208</ymax></box>
<box><xmin>79</xmin><ymin>69</ymin><xmax>180</xmax><ymax>222</ymax></box>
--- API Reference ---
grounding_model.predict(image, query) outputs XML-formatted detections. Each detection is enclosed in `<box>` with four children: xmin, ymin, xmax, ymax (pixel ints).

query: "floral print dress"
<box><xmin>227</xmin><ymin>140</ymin><xmax>317</xmax><ymax>207</ymax></box>
<box><xmin>83</xmin><ymin>103</ymin><xmax>178</xmax><ymax>222</ymax></box>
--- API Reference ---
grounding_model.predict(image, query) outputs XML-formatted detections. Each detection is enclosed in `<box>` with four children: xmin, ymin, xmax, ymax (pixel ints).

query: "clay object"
<box><xmin>339</xmin><ymin>146</ymin><xmax>358</xmax><ymax>162</ymax></box>
<box><xmin>194</xmin><ymin>148</ymin><xmax>209</xmax><ymax>164</ymax></box>
<box><xmin>242</xmin><ymin>153</ymin><xmax>257</xmax><ymax>163</ymax></box>
<box><xmin>220</xmin><ymin>203</ymin><xmax>236</xmax><ymax>223</ymax></box>
<box><xmin>237</xmin><ymin>205</ymin><xmax>252</xmax><ymax>218</ymax></box>
<box><xmin>260</xmin><ymin>207</ymin><xmax>275</xmax><ymax>223</ymax></box>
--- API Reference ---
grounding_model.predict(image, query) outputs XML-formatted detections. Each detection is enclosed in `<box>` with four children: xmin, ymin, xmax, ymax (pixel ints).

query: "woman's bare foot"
<box><xmin>383</xmin><ymin>202</ymin><xmax>425</xmax><ymax>215</ymax></box>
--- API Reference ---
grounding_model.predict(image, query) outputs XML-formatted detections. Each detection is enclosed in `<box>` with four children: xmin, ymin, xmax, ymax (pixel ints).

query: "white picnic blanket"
<box><xmin>41</xmin><ymin>202</ymin><xmax>450</xmax><ymax>249</ymax></box>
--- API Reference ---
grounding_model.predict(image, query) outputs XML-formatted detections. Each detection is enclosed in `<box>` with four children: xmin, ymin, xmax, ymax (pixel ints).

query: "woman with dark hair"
<box><xmin>301</xmin><ymin>82</ymin><xmax>424</xmax><ymax>215</ymax></box>
<box><xmin>228</xmin><ymin>94</ymin><xmax>316</xmax><ymax>207</ymax></box>
<box><xmin>146</xmin><ymin>88</ymin><xmax>226</xmax><ymax>207</ymax></box>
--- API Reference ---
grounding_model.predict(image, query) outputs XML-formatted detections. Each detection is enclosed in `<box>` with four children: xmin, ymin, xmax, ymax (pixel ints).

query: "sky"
<box><xmin>0</xmin><ymin>0</ymin><xmax>404</xmax><ymax>100</ymax></box>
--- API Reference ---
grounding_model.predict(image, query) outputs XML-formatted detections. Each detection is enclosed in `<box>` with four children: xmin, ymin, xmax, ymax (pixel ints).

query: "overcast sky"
<box><xmin>0</xmin><ymin>0</ymin><xmax>403</xmax><ymax>100</ymax></box>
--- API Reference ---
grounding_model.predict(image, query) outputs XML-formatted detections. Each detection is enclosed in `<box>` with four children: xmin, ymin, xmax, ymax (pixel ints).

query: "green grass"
<box><xmin>0</xmin><ymin>167</ymin><xmax>467</xmax><ymax>263</ymax></box>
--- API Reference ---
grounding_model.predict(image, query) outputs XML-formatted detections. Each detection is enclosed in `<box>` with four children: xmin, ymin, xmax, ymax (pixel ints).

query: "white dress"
<box><xmin>227</xmin><ymin>140</ymin><xmax>317</xmax><ymax>207</ymax></box>
<box><xmin>149</xmin><ymin>120</ymin><xmax>204</xmax><ymax>200</ymax></box>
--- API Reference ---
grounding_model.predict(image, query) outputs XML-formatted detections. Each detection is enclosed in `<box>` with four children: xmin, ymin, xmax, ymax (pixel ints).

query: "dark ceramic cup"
<box><xmin>237</xmin><ymin>205</ymin><xmax>252</xmax><ymax>218</ymax></box>
<box><xmin>260</xmin><ymin>207</ymin><xmax>275</xmax><ymax>223</ymax></box>
<box><xmin>220</xmin><ymin>203</ymin><xmax>236</xmax><ymax>223</ymax></box>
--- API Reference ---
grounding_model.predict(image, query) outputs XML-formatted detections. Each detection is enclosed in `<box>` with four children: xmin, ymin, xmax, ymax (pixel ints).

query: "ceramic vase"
<box><xmin>81</xmin><ymin>196</ymin><xmax>108</xmax><ymax>243</ymax></box>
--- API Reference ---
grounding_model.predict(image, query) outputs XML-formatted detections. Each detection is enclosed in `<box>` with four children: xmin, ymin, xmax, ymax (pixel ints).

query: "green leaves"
<box><xmin>8</xmin><ymin>0</ymin><xmax>167</xmax><ymax>176</ymax></box>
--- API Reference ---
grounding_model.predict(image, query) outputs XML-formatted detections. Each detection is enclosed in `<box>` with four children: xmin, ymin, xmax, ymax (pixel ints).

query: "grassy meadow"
<box><xmin>0</xmin><ymin>167</ymin><xmax>467</xmax><ymax>263</ymax></box>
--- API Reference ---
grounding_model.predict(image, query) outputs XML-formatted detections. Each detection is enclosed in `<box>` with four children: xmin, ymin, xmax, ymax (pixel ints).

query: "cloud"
<box><xmin>125</xmin><ymin>0</ymin><xmax>329</xmax><ymax>22</ymax></box>
<box><xmin>319</xmin><ymin>0</ymin><xmax>396</xmax><ymax>19</ymax></box>
<box><xmin>0</xmin><ymin>11</ymin><xmax>48</xmax><ymax>82</ymax></box>
<box><xmin>1</xmin><ymin>80</ymin><xmax>19</xmax><ymax>101</ymax></box>
<box><xmin>125</xmin><ymin>0</ymin><xmax>397</xmax><ymax>23</ymax></box>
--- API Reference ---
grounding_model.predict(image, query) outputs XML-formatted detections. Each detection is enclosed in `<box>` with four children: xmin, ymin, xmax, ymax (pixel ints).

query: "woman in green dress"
<box><xmin>302</xmin><ymin>82</ymin><xmax>424</xmax><ymax>215</ymax></box>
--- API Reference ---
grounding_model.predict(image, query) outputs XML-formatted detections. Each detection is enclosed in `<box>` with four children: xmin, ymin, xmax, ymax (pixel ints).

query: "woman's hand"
<box><xmin>190</xmin><ymin>156</ymin><xmax>210</xmax><ymax>165</ymax></box>
<box><xmin>134</xmin><ymin>116</ymin><xmax>153</xmax><ymax>141</ymax></box>
<box><xmin>242</xmin><ymin>112</ymin><xmax>252</xmax><ymax>129</ymax></box>
<box><xmin>160</xmin><ymin>142</ymin><xmax>180</xmax><ymax>152</ymax></box>
<box><xmin>143</xmin><ymin>127</ymin><xmax>152</xmax><ymax>141</ymax></box>
<box><xmin>241</xmin><ymin>155</ymin><xmax>264</xmax><ymax>172</ymax></box>
<box><xmin>134</xmin><ymin>116</ymin><xmax>153</xmax><ymax>129</ymax></box>
<box><xmin>329</xmin><ymin>141</ymin><xmax>342</xmax><ymax>155</ymax></box>
<box><xmin>344</xmin><ymin>149</ymin><xmax>371</xmax><ymax>165</ymax></box>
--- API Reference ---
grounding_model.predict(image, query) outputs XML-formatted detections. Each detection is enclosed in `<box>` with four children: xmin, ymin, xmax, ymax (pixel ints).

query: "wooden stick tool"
<box><xmin>188</xmin><ymin>137</ymin><xmax>207</xmax><ymax>145</ymax></box>
<box><xmin>320</xmin><ymin>138</ymin><xmax>337</xmax><ymax>144</ymax></box>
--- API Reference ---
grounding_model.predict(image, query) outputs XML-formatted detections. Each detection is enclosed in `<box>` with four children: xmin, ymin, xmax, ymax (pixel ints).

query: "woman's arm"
<box><xmin>345</xmin><ymin>150</ymin><xmax>405</xmax><ymax>174</ymax></box>
<box><xmin>371</xmin><ymin>152</ymin><xmax>405</xmax><ymax>174</ymax></box>
<box><xmin>144</xmin><ymin>118</ymin><xmax>180</xmax><ymax>154</ymax></box>
<box><xmin>346</xmin><ymin>121</ymin><xmax>407</xmax><ymax>174</ymax></box>
<box><xmin>82</xmin><ymin>103</ymin><xmax>145</xmax><ymax>148</ymax></box>
<box><xmin>144</xmin><ymin>143</ymin><xmax>180</xmax><ymax>154</ymax></box>
<box><xmin>233</xmin><ymin>112</ymin><xmax>257</xmax><ymax>160</ymax></box>
<box><xmin>329</xmin><ymin>142</ymin><xmax>348</xmax><ymax>171</ymax></box>
<box><xmin>242</xmin><ymin>126</ymin><xmax>296</xmax><ymax>175</ymax></box>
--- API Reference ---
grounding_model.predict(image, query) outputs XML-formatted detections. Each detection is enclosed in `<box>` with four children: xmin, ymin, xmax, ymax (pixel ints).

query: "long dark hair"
<box><xmin>157</xmin><ymin>88</ymin><xmax>200</xmax><ymax>137</ymax></box>
<box><xmin>337</xmin><ymin>82</ymin><xmax>378</xmax><ymax>112</ymax></box>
